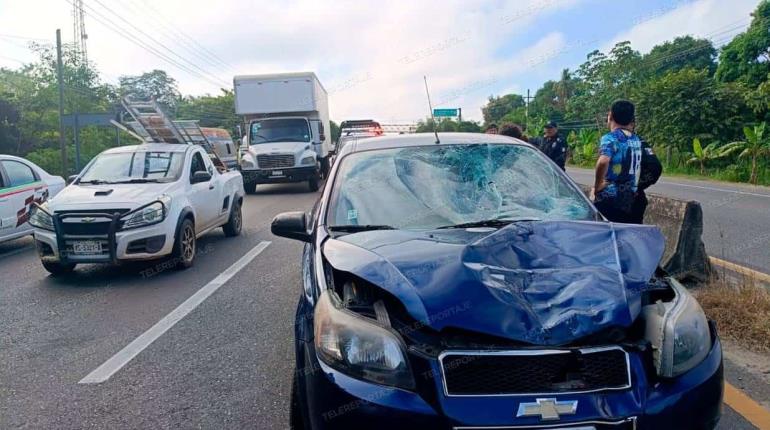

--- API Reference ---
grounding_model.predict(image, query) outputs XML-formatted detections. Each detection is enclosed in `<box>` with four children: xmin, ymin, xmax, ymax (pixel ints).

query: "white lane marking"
<box><xmin>568</xmin><ymin>168</ymin><xmax>770</xmax><ymax>199</ymax></box>
<box><xmin>79</xmin><ymin>241</ymin><xmax>272</xmax><ymax>384</ymax></box>
<box><xmin>655</xmin><ymin>180</ymin><xmax>770</xmax><ymax>199</ymax></box>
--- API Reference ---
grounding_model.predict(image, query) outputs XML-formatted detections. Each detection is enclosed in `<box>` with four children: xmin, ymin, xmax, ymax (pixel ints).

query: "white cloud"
<box><xmin>605</xmin><ymin>0</ymin><xmax>758</xmax><ymax>54</ymax></box>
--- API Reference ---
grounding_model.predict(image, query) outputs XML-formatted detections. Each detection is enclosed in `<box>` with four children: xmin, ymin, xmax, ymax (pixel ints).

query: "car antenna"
<box><xmin>423</xmin><ymin>76</ymin><xmax>440</xmax><ymax>144</ymax></box>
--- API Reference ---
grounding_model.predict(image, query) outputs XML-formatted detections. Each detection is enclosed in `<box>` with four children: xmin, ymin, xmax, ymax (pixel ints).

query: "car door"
<box><xmin>188</xmin><ymin>150</ymin><xmax>220</xmax><ymax>231</ymax></box>
<box><xmin>0</xmin><ymin>159</ymin><xmax>47</xmax><ymax>241</ymax></box>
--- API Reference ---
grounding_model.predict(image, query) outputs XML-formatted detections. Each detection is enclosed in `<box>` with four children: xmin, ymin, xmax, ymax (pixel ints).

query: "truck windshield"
<box><xmin>250</xmin><ymin>118</ymin><xmax>311</xmax><ymax>144</ymax></box>
<box><xmin>78</xmin><ymin>151</ymin><xmax>185</xmax><ymax>184</ymax></box>
<box><xmin>327</xmin><ymin>144</ymin><xmax>595</xmax><ymax>230</ymax></box>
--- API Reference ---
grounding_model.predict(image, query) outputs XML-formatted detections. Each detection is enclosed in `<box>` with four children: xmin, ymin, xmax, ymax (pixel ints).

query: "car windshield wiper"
<box><xmin>78</xmin><ymin>179</ymin><xmax>114</xmax><ymax>185</ymax></box>
<box><xmin>113</xmin><ymin>178</ymin><xmax>162</xmax><ymax>184</ymax></box>
<box><xmin>436</xmin><ymin>217</ymin><xmax>541</xmax><ymax>230</ymax></box>
<box><xmin>328</xmin><ymin>224</ymin><xmax>396</xmax><ymax>233</ymax></box>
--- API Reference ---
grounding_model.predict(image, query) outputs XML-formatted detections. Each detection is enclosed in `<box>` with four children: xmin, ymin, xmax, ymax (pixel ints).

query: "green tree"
<box><xmin>176</xmin><ymin>89</ymin><xmax>238</xmax><ymax>134</ymax></box>
<box><xmin>687</xmin><ymin>138</ymin><xmax>722</xmax><ymax>174</ymax></box>
<box><xmin>119</xmin><ymin>70</ymin><xmax>180</xmax><ymax>112</ymax></box>
<box><xmin>719</xmin><ymin>123</ymin><xmax>770</xmax><ymax>184</ymax></box>
<box><xmin>715</xmin><ymin>1</ymin><xmax>770</xmax><ymax>86</ymax></box>
<box><xmin>481</xmin><ymin>94</ymin><xmax>525</xmax><ymax>125</ymax></box>
<box><xmin>330</xmin><ymin>120</ymin><xmax>340</xmax><ymax>143</ymax></box>
<box><xmin>643</xmin><ymin>36</ymin><xmax>717</xmax><ymax>77</ymax></box>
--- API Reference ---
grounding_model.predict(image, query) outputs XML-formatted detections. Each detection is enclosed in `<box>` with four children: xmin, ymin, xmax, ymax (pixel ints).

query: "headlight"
<box><xmin>301</xmin><ymin>155</ymin><xmax>316</xmax><ymax>165</ymax></box>
<box><xmin>29</xmin><ymin>203</ymin><xmax>54</xmax><ymax>231</ymax></box>
<box><xmin>241</xmin><ymin>160</ymin><xmax>254</xmax><ymax>169</ymax></box>
<box><xmin>120</xmin><ymin>196</ymin><xmax>170</xmax><ymax>230</ymax></box>
<box><xmin>644</xmin><ymin>279</ymin><xmax>711</xmax><ymax>378</ymax></box>
<box><xmin>314</xmin><ymin>290</ymin><xmax>415</xmax><ymax>390</ymax></box>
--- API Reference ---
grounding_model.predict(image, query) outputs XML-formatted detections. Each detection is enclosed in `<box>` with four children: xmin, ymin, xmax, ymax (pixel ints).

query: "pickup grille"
<box><xmin>56</xmin><ymin>209</ymin><xmax>130</xmax><ymax>236</ymax></box>
<box><xmin>257</xmin><ymin>154</ymin><xmax>295</xmax><ymax>169</ymax></box>
<box><xmin>440</xmin><ymin>347</ymin><xmax>630</xmax><ymax>396</ymax></box>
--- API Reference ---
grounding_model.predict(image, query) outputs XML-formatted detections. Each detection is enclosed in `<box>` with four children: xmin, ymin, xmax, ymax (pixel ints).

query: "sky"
<box><xmin>0</xmin><ymin>0</ymin><xmax>762</xmax><ymax>123</ymax></box>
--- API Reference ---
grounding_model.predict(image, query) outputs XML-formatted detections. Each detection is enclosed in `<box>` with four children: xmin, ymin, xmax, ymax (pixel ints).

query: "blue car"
<box><xmin>272</xmin><ymin>133</ymin><xmax>723</xmax><ymax>430</ymax></box>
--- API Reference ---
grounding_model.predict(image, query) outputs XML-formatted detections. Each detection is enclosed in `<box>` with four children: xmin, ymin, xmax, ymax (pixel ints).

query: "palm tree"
<box><xmin>687</xmin><ymin>138</ymin><xmax>721</xmax><ymax>175</ymax></box>
<box><xmin>720</xmin><ymin>123</ymin><xmax>769</xmax><ymax>184</ymax></box>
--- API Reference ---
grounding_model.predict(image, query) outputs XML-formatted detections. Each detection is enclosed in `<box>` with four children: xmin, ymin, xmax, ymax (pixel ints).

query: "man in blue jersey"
<box><xmin>591</xmin><ymin>100</ymin><xmax>643</xmax><ymax>223</ymax></box>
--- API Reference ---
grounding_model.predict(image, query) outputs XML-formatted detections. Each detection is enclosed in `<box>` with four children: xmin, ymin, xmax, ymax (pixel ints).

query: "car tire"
<box><xmin>290</xmin><ymin>371</ymin><xmax>306</xmax><ymax>430</ymax></box>
<box><xmin>41</xmin><ymin>261</ymin><xmax>76</xmax><ymax>276</ymax></box>
<box><xmin>173</xmin><ymin>218</ymin><xmax>196</xmax><ymax>270</ymax></box>
<box><xmin>244</xmin><ymin>181</ymin><xmax>257</xmax><ymax>194</ymax></box>
<box><xmin>308</xmin><ymin>176</ymin><xmax>320</xmax><ymax>192</ymax></box>
<box><xmin>222</xmin><ymin>199</ymin><xmax>242</xmax><ymax>237</ymax></box>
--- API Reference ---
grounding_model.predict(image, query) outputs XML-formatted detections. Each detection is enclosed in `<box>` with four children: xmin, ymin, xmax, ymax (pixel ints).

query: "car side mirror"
<box><xmin>271</xmin><ymin>211</ymin><xmax>311</xmax><ymax>242</ymax></box>
<box><xmin>67</xmin><ymin>175</ymin><xmax>78</xmax><ymax>184</ymax></box>
<box><xmin>320</xmin><ymin>132</ymin><xmax>326</xmax><ymax>142</ymax></box>
<box><xmin>191</xmin><ymin>170</ymin><xmax>212</xmax><ymax>184</ymax></box>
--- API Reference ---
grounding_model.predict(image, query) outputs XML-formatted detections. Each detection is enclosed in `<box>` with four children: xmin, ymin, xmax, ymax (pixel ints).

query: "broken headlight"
<box><xmin>643</xmin><ymin>278</ymin><xmax>711</xmax><ymax>378</ymax></box>
<box><xmin>314</xmin><ymin>289</ymin><xmax>415</xmax><ymax>390</ymax></box>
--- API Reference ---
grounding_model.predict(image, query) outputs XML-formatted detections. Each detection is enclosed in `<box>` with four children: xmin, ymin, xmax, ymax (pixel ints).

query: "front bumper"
<box><xmin>241</xmin><ymin>166</ymin><xmax>318</xmax><ymax>184</ymax></box>
<box><xmin>298</xmin><ymin>323</ymin><xmax>723</xmax><ymax>430</ymax></box>
<box><xmin>33</xmin><ymin>212</ymin><xmax>175</xmax><ymax>264</ymax></box>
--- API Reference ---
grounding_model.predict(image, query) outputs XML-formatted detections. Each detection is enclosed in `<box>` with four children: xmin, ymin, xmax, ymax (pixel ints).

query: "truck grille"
<box><xmin>257</xmin><ymin>154</ymin><xmax>295</xmax><ymax>169</ymax></box>
<box><xmin>440</xmin><ymin>347</ymin><xmax>630</xmax><ymax>396</ymax></box>
<box><xmin>56</xmin><ymin>209</ymin><xmax>130</xmax><ymax>236</ymax></box>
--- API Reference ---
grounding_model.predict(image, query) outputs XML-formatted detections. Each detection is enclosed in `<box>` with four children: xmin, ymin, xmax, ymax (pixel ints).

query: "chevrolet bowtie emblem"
<box><xmin>517</xmin><ymin>398</ymin><xmax>578</xmax><ymax>421</ymax></box>
<box><xmin>81</xmin><ymin>217</ymin><xmax>95</xmax><ymax>223</ymax></box>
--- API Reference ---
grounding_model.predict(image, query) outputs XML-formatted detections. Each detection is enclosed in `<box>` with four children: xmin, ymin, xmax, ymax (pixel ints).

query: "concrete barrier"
<box><xmin>579</xmin><ymin>186</ymin><xmax>710</xmax><ymax>282</ymax></box>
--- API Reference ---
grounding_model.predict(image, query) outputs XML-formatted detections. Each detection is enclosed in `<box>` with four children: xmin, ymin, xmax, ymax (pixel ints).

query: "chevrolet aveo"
<box><xmin>272</xmin><ymin>133</ymin><xmax>723</xmax><ymax>430</ymax></box>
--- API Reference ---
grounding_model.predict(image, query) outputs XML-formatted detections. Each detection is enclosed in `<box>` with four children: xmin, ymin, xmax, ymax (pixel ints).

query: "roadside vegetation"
<box><xmin>474</xmin><ymin>1</ymin><xmax>770</xmax><ymax>186</ymax></box>
<box><xmin>695</xmin><ymin>275</ymin><xmax>770</xmax><ymax>352</ymax></box>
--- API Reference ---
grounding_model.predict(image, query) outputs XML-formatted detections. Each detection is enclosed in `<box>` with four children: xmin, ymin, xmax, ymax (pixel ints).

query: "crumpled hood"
<box><xmin>323</xmin><ymin>221</ymin><xmax>665</xmax><ymax>346</ymax></box>
<box><xmin>50</xmin><ymin>183</ymin><xmax>175</xmax><ymax>210</ymax></box>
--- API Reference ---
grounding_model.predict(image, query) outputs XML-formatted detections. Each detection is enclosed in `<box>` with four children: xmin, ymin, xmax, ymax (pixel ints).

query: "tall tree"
<box><xmin>119</xmin><ymin>70</ymin><xmax>180</xmax><ymax>112</ymax></box>
<box><xmin>481</xmin><ymin>94</ymin><xmax>525</xmax><ymax>125</ymax></box>
<box><xmin>716</xmin><ymin>0</ymin><xmax>770</xmax><ymax>86</ymax></box>
<box><xmin>643</xmin><ymin>36</ymin><xmax>717</xmax><ymax>77</ymax></box>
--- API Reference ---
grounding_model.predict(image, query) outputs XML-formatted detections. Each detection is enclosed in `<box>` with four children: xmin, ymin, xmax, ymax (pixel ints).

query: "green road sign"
<box><xmin>433</xmin><ymin>108</ymin><xmax>458</xmax><ymax>117</ymax></box>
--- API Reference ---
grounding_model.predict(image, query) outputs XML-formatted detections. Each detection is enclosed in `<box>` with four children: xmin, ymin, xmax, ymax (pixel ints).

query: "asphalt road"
<box><xmin>568</xmin><ymin>167</ymin><xmax>770</xmax><ymax>275</ymax></box>
<box><xmin>0</xmin><ymin>181</ymin><xmax>765</xmax><ymax>429</ymax></box>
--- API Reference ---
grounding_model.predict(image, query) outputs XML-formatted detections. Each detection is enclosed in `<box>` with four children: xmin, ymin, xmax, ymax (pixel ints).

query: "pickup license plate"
<box><xmin>271</xmin><ymin>170</ymin><xmax>284</xmax><ymax>177</ymax></box>
<box><xmin>72</xmin><ymin>241</ymin><xmax>102</xmax><ymax>255</ymax></box>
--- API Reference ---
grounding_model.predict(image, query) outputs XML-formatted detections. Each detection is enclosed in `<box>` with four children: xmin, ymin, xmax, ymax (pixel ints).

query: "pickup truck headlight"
<box><xmin>314</xmin><ymin>290</ymin><xmax>415</xmax><ymax>390</ymax></box>
<box><xmin>120</xmin><ymin>196</ymin><xmax>171</xmax><ymax>230</ymax></box>
<box><xmin>301</xmin><ymin>155</ymin><xmax>316</xmax><ymax>166</ymax></box>
<box><xmin>644</xmin><ymin>279</ymin><xmax>711</xmax><ymax>378</ymax></box>
<box><xmin>29</xmin><ymin>203</ymin><xmax>54</xmax><ymax>231</ymax></box>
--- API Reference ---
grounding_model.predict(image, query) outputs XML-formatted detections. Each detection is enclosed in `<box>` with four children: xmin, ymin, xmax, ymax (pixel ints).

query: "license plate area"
<box><xmin>270</xmin><ymin>170</ymin><xmax>284</xmax><ymax>177</ymax></box>
<box><xmin>72</xmin><ymin>240</ymin><xmax>102</xmax><ymax>254</ymax></box>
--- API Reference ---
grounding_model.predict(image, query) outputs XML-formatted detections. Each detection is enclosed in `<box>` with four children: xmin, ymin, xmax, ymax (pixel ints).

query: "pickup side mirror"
<box><xmin>271</xmin><ymin>211</ymin><xmax>311</xmax><ymax>242</ymax></box>
<box><xmin>67</xmin><ymin>175</ymin><xmax>78</xmax><ymax>184</ymax></box>
<box><xmin>191</xmin><ymin>170</ymin><xmax>212</xmax><ymax>184</ymax></box>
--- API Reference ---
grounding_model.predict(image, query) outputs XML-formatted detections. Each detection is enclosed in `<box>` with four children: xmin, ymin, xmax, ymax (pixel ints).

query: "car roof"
<box><xmin>101</xmin><ymin>143</ymin><xmax>192</xmax><ymax>154</ymax></box>
<box><xmin>341</xmin><ymin>132</ymin><xmax>532</xmax><ymax>155</ymax></box>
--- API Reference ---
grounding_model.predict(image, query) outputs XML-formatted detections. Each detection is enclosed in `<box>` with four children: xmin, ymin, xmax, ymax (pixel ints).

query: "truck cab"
<box><xmin>234</xmin><ymin>72</ymin><xmax>331</xmax><ymax>193</ymax></box>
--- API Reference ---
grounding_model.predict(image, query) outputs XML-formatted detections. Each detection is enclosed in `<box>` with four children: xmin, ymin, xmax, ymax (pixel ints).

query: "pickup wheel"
<box><xmin>244</xmin><ymin>181</ymin><xmax>257</xmax><ymax>194</ymax></box>
<box><xmin>174</xmin><ymin>218</ymin><xmax>196</xmax><ymax>269</ymax></box>
<box><xmin>41</xmin><ymin>261</ymin><xmax>76</xmax><ymax>276</ymax></box>
<box><xmin>222</xmin><ymin>200</ymin><xmax>242</xmax><ymax>237</ymax></box>
<box><xmin>308</xmin><ymin>176</ymin><xmax>320</xmax><ymax>192</ymax></box>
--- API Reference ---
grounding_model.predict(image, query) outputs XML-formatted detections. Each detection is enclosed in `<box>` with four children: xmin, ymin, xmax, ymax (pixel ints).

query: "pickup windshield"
<box><xmin>78</xmin><ymin>151</ymin><xmax>185</xmax><ymax>184</ymax></box>
<box><xmin>250</xmin><ymin>118</ymin><xmax>311</xmax><ymax>144</ymax></box>
<box><xmin>327</xmin><ymin>144</ymin><xmax>595</xmax><ymax>230</ymax></box>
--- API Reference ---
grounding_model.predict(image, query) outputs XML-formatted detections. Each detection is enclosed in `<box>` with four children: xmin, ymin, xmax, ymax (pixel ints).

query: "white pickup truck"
<box><xmin>28</xmin><ymin>143</ymin><xmax>244</xmax><ymax>275</ymax></box>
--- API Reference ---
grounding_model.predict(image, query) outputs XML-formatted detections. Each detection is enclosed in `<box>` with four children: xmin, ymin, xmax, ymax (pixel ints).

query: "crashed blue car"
<box><xmin>272</xmin><ymin>133</ymin><xmax>723</xmax><ymax>430</ymax></box>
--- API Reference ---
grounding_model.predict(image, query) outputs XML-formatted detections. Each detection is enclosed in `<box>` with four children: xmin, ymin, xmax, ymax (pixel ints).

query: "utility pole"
<box><xmin>56</xmin><ymin>29</ymin><xmax>67</xmax><ymax>176</ymax></box>
<box><xmin>524</xmin><ymin>89</ymin><xmax>534</xmax><ymax>131</ymax></box>
<box><xmin>458</xmin><ymin>108</ymin><xmax>462</xmax><ymax>123</ymax></box>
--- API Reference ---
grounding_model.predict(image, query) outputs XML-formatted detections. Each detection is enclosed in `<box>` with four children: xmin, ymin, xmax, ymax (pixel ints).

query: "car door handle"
<box><xmin>208</xmin><ymin>183</ymin><xmax>215</xmax><ymax>190</ymax></box>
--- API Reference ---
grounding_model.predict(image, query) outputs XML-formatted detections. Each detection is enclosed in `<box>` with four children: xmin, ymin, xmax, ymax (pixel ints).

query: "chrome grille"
<box><xmin>257</xmin><ymin>154</ymin><xmax>295</xmax><ymax>169</ymax></box>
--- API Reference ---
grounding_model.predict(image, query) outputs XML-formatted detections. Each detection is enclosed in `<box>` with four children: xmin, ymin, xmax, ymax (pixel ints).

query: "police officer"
<box><xmin>534</xmin><ymin>121</ymin><xmax>567</xmax><ymax>170</ymax></box>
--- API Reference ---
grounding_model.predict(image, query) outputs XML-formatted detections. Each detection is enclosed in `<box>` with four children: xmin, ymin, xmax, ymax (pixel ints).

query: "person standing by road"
<box><xmin>533</xmin><ymin>121</ymin><xmax>567</xmax><ymax>170</ymax></box>
<box><xmin>629</xmin><ymin>132</ymin><xmax>663</xmax><ymax>224</ymax></box>
<box><xmin>485</xmin><ymin>123</ymin><xmax>499</xmax><ymax>134</ymax></box>
<box><xmin>591</xmin><ymin>100</ymin><xmax>643</xmax><ymax>223</ymax></box>
<box><xmin>499</xmin><ymin>123</ymin><xmax>528</xmax><ymax>142</ymax></box>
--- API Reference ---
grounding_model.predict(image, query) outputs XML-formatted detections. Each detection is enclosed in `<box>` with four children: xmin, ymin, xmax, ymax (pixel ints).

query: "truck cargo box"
<box><xmin>234</xmin><ymin>72</ymin><xmax>327</xmax><ymax>116</ymax></box>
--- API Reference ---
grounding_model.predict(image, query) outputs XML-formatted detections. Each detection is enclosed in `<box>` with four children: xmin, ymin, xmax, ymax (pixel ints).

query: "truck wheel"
<box><xmin>41</xmin><ymin>261</ymin><xmax>76</xmax><ymax>276</ymax></box>
<box><xmin>174</xmin><ymin>218</ymin><xmax>196</xmax><ymax>270</ymax></box>
<box><xmin>308</xmin><ymin>176</ymin><xmax>320</xmax><ymax>192</ymax></box>
<box><xmin>223</xmin><ymin>199</ymin><xmax>243</xmax><ymax>237</ymax></box>
<box><xmin>244</xmin><ymin>181</ymin><xmax>257</xmax><ymax>194</ymax></box>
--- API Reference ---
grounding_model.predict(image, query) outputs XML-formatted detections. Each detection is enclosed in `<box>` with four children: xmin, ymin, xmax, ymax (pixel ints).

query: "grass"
<box><xmin>694</xmin><ymin>276</ymin><xmax>770</xmax><ymax>352</ymax></box>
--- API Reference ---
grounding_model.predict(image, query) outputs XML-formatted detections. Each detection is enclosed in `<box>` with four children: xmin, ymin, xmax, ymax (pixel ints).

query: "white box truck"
<box><xmin>234</xmin><ymin>72</ymin><xmax>331</xmax><ymax>193</ymax></box>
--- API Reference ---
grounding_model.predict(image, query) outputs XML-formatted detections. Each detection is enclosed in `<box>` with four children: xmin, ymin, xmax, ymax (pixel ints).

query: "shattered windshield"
<box><xmin>327</xmin><ymin>144</ymin><xmax>594</xmax><ymax>229</ymax></box>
